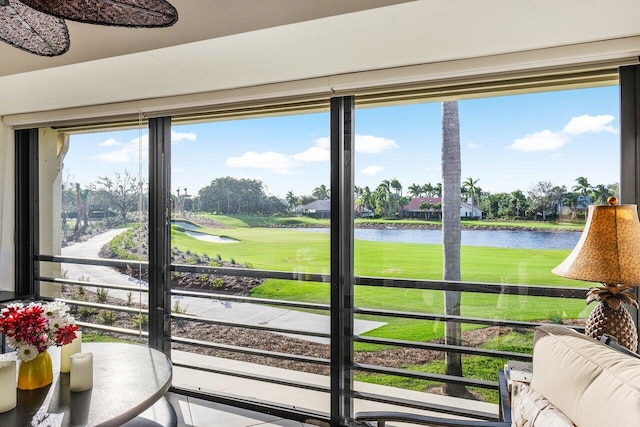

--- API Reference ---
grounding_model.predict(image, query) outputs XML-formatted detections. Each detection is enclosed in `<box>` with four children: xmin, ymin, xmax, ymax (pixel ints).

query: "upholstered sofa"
<box><xmin>356</xmin><ymin>324</ymin><xmax>640</xmax><ymax>426</ymax></box>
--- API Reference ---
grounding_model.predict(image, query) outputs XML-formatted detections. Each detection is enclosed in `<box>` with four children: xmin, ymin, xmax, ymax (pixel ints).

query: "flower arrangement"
<box><xmin>0</xmin><ymin>301</ymin><xmax>78</xmax><ymax>362</ymax></box>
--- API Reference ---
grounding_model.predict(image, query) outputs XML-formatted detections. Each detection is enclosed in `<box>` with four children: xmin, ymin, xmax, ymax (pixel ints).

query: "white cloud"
<box><xmin>314</xmin><ymin>137</ymin><xmax>330</xmax><ymax>149</ymax></box>
<box><xmin>356</xmin><ymin>135</ymin><xmax>398</xmax><ymax>153</ymax></box>
<box><xmin>94</xmin><ymin>135</ymin><xmax>147</xmax><ymax>163</ymax></box>
<box><xmin>508</xmin><ymin>130</ymin><xmax>568</xmax><ymax>152</ymax></box>
<box><xmin>98</xmin><ymin>138</ymin><xmax>121</xmax><ymax>147</ymax></box>
<box><xmin>294</xmin><ymin>145</ymin><xmax>330</xmax><ymax>162</ymax></box>
<box><xmin>362</xmin><ymin>165</ymin><xmax>384</xmax><ymax>176</ymax></box>
<box><xmin>293</xmin><ymin>138</ymin><xmax>330</xmax><ymax>162</ymax></box>
<box><xmin>171</xmin><ymin>131</ymin><xmax>197</xmax><ymax>142</ymax></box>
<box><xmin>509</xmin><ymin>114</ymin><xmax>617</xmax><ymax>153</ymax></box>
<box><xmin>562</xmin><ymin>114</ymin><xmax>616</xmax><ymax>135</ymax></box>
<box><xmin>225</xmin><ymin>151</ymin><xmax>300</xmax><ymax>175</ymax></box>
<box><xmin>224</xmin><ymin>133</ymin><xmax>396</xmax><ymax>176</ymax></box>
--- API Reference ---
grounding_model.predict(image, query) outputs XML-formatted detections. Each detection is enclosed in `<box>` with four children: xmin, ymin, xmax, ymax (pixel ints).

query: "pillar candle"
<box><xmin>70</xmin><ymin>352</ymin><xmax>93</xmax><ymax>392</ymax></box>
<box><xmin>0</xmin><ymin>360</ymin><xmax>17</xmax><ymax>413</ymax></box>
<box><xmin>60</xmin><ymin>331</ymin><xmax>82</xmax><ymax>373</ymax></box>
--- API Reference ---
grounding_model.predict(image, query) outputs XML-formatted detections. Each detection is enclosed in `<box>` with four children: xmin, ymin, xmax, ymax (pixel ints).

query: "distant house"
<box><xmin>297</xmin><ymin>200</ymin><xmax>374</xmax><ymax>218</ymax></box>
<box><xmin>460</xmin><ymin>201</ymin><xmax>483</xmax><ymax>219</ymax></box>
<box><xmin>403</xmin><ymin>197</ymin><xmax>442</xmax><ymax>219</ymax></box>
<box><xmin>297</xmin><ymin>199</ymin><xmax>330</xmax><ymax>218</ymax></box>
<box><xmin>402</xmin><ymin>197</ymin><xmax>483</xmax><ymax>219</ymax></box>
<box><xmin>355</xmin><ymin>205</ymin><xmax>374</xmax><ymax>218</ymax></box>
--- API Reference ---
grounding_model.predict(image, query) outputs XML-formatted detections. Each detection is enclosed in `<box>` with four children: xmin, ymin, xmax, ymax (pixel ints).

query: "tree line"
<box><xmin>286</xmin><ymin>175</ymin><xmax>617</xmax><ymax>221</ymax></box>
<box><xmin>63</xmin><ymin>170</ymin><xmax>617</xmax><ymax>241</ymax></box>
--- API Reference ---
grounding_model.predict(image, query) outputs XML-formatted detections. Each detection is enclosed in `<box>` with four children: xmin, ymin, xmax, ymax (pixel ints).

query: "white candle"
<box><xmin>70</xmin><ymin>352</ymin><xmax>93</xmax><ymax>392</ymax></box>
<box><xmin>0</xmin><ymin>360</ymin><xmax>17</xmax><ymax>413</ymax></box>
<box><xmin>60</xmin><ymin>331</ymin><xmax>82</xmax><ymax>373</ymax></box>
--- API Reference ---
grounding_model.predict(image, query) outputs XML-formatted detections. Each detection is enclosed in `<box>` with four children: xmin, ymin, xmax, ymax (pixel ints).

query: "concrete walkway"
<box><xmin>61</xmin><ymin>230</ymin><xmax>385</xmax><ymax>343</ymax></box>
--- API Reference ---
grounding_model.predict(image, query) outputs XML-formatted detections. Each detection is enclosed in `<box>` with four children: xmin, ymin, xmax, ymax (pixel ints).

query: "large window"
<box><xmin>38</xmin><ymin>125</ymin><xmax>149</xmax><ymax>342</ymax></box>
<box><xmin>168</xmin><ymin>110</ymin><xmax>333</xmax><ymax>413</ymax></box>
<box><xmin>25</xmin><ymin>71</ymin><xmax>633</xmax><ymax>425</ymax></box>
<box><xmin>351</xmin><ymin>85</ymin><xmax>620</xmax><ymax>402</ymax></box>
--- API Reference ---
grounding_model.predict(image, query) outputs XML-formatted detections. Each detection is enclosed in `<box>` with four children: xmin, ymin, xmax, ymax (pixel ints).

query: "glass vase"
<box><xmin>17</xmin><ymin>351</ymin><xmax>53</xmax><ymax>390</ymax></box>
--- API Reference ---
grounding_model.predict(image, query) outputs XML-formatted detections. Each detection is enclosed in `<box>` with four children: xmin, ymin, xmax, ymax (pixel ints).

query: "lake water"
<box><xmin>291</xmin><ymin>228</ymin><xmax>581</xmax><ymax>250</ymax></box>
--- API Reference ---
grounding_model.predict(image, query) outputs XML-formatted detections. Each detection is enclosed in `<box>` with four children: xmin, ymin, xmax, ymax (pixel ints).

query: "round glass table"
<box><xmin>0</xmin><ymin>342</ymin><xmax>172</xmax><ymax>426</ymax></box>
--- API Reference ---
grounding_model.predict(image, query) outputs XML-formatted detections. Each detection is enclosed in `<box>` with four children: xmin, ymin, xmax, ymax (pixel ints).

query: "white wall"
<box><xmin>0</xmin><ymin>122</ymin><xmax>14</xmax><ymax>291</ymax></box>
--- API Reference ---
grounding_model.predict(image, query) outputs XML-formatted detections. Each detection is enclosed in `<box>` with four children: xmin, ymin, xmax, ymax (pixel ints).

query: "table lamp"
<box><xmin>552</xmin><ymin>197</ymin><xmax>640</xmax><ymax>352</ymax></box>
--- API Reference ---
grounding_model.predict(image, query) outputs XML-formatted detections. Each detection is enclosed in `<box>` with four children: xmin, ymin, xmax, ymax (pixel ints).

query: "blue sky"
<box><xmin>65</xmin><ymin>85</ymin><xmax>620</xmax><ymax>199</ymax></box>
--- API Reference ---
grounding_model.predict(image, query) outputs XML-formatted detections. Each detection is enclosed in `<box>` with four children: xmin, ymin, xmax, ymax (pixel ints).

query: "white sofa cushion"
<box><xmin>511</xmin><ymin>381</ymin><xmax>575</xmax><ymax>426</ymax></box>
<box><xmin>530</xmin><ymin>324</ymin><xmax>640</xmax><ymax>427</ymax></box>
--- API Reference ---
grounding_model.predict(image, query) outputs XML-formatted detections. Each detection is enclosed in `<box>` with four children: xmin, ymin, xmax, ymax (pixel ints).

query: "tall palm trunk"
<box><xmin>441</xmin><ymin>101</ymin><xmax>467</xmax><ymax>397</ymax></box>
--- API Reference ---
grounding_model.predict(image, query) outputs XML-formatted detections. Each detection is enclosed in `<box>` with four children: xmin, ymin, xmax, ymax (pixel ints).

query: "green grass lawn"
<box><xmin>167</xmin><ymin>217</ymin><xmax>588</xmax><ymax>398</ymax></box>
<box><xmin>354</xmin><ymin>329</ymin><xmax>535</xmax><ymax>403</ymax></box>
<box><xmin>170</xmin><ymin>221</ymin><xmax>591</xmax><ymax>335</ymax></box>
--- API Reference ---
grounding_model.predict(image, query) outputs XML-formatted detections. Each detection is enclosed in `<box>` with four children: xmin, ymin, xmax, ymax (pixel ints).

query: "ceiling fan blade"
<box><xmin>0</xmin><ymin>0</ymin><xmax>69</xmax><ymax>56</ymax></box>
<box><xmin>21</xmin><ymin>0</ymin><xmax>178</xmax><ymax>28</ymax></box>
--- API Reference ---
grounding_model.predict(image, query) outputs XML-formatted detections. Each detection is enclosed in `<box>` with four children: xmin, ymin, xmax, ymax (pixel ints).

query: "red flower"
<box><xmin>0</xmin><ymin>302</ymin><xmax>77</xmax><ymax>361</ymax></box>
<box><xmin>56</xmin><ymin>324</ymin><xmax>79</xmax><ymax>346</ymax></box>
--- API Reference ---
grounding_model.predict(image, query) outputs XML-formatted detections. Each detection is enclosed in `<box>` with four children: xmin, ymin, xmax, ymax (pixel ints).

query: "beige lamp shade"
<box><xmin>552</xmin><ymin>201</ymin><xmax>640</xmax><ymax>286</ymax></box>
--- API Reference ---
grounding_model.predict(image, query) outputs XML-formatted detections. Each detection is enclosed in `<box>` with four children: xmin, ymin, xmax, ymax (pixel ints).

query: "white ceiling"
<box><xmin>1</xmin><ymin>0</ymin><xmax>639</xmax><ymax>118</ymax></box>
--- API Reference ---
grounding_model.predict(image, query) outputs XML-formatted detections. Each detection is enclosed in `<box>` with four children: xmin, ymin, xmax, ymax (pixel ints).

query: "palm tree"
<box><xmin>390</xmin><ymin>178</ymin><xmax>402</xmax><ymax>196</ymax></box>
<box><xmin>434</xmin><ymin>182</ymin><xmax>443</xmax><ymax>197</ymax></box>
<box><xmin>408</xmin><ymin>183</ymin><xmax>423</xmax><ymax>198</ymax></box>
<box><xmin>423</xmin><ymin>182</ymin><xmax>435</xmax><ymax>197</ymax></box>
<box><xmin>509</xmin><ymin>189</ymin><xmax>527</xmax><ymax>218</ymax></box>
<box><xmin>549</xmin><ymin>185</ymin><xmax>568</xmax><ymax>219</ymax></box>
<box><xmin>441</xmin><ymin>100</ymin><xmax>466</xmax><ymax>397</ymax></box>
<box><xmin>462</xmin><ymin>177</ymin><xmax>479</xmax><ymax>218</ymax></box>
<box><xmin>358</xmin><ymin>186</ymin><xmax>376</xmax><ymax>214</ymax></box>
<box><xmin>285</xmin><ymin>190</ymin><xmax>298</xmax><ymax>212</ymax></box>
<box><xmin>312</xmin><ymin>184</ymin><xmax>330</xmax><ymax>200</ymax></box>
<box><xmin>593</xmin><ymin>184</ymin><xmax>612</xmax><ymax>205</ymax></box>
<box><xmin>377</xmin><ymin>180</ymin><xmax>396</xmax><ymax>218</ymax></box>
<box><xmin>572</xmin><ymin>176</ymin><xmax>592</xmax><ymax>197</ymax></box>
<box><xmin>564</xmin><ymin>192</ymin><xmax>579</xmax><ymax>220</ymax></box>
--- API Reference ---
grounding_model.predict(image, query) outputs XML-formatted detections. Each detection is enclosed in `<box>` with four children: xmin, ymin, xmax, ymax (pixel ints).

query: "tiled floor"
<box><xmin>165</xmin><ymin>392</ymin><xmax>319</xmax><ymax>427</ymax></box>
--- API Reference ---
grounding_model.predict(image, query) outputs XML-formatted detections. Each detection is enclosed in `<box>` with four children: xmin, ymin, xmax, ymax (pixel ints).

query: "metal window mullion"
<box><xmin>148</xmin><ymin>117</ymin><xmax>172</xmax><ymax>356</ymax></box>
<box><xmin>14</xmin><ymin>129</ymin><xmax>39</xmax><ymax>298</ymax></box>
<box><xmin>330</xmin><ymin>96</ymin><xmax>355</xmax><ymax>427</ymax></box>
<box><xmin>620</xmin><ymin>65</ymin><xmax>640</xmax><ymax>343</ymax></box>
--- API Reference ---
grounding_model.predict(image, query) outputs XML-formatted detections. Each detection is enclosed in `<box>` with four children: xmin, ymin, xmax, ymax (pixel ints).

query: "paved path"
<box><xmin>61</xmin><ymin>230</ymin><xmax>385</xmax><ymax>343</ymax></box>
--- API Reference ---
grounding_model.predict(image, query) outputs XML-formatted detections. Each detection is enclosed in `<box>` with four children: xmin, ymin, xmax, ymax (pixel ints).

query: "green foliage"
<box><xmin>106</xmin><ymin>224</ymin><xmax>145</xmax><ymax>261</ymax></box>
<box><xmin>126</xmin><ymin>291</ymin><xmax>134</xmax><ymax>306</ymax></box>
<box><xmin>198</xmin><ymin>177</ymin><xmax>287</xmax><ymax>215</ymax></box>
<box><xmin>97</xmin><ymin>310</ymin><xmax>117</xmax><ymax>325</ymax></box>
<box><xmin>172</xmin><ymin>300</ymin><xmax>188</xmax><ymax>314</ymax></box>
<box><xmin>353</xmin><ymin>330</ymin><xmax>535</xmax><ymax>404</ymax></box>
<box><xmin>212</xmin><ymin>278</ymin><xmax>224</xmax><ymax>288</ymax></box>
<box><xmin>95</xmin><ymin>288</ymin><xmax>109</xmax><ymax>303</ymax></box>
<box><xmin>548</xmin><ymin>311</ymin><xmax>565</xmax><ymax>324</ymax></box>
<box><xmin>132</xmin><ymin>314</ymin><xmax>148</xmax><ymax>329</ymax></box>
<box><xmin>78</xmin><ymin>306</ymin><xmax>97</xmax><ymax>318</ymax></box>
<box><xmin>80</xmin><ymin>333</ymin><xmax>133</xmax><ymax>343</ymax></box>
